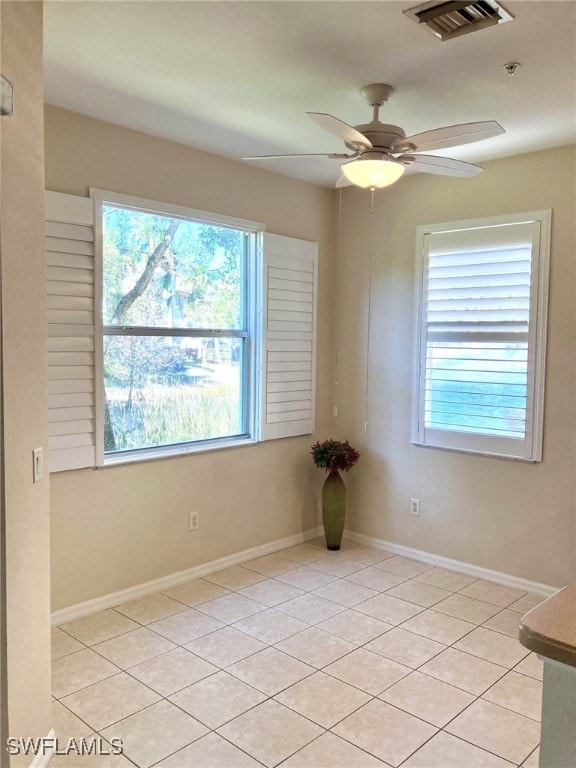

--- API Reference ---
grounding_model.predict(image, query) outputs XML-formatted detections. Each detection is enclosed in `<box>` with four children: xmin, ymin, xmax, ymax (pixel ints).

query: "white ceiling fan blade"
<box><xmin>242</xmin><ymin>152</ymin><xmax>352</xmax><ymax>160</ymax></box>
<box><xmin>399</xmin><ymin>121</ymin><xmax>505</xmax><ymax>153</ymax></box>
<box><xmin>399</xmin><ymin>154</ymin><xmax>483</xmax><ymax>177</ymax></box>
<box><xmin>307</xmin><ymin>112</ymin><xmax>373</xmax><ymax>151</ymax></box>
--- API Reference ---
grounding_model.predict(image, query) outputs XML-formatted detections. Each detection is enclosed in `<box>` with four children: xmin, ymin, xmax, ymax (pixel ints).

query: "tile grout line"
<box><xmin>54</xmin><ymin>588</ymin><xmax>533</xmax><ymax>715</ymax></box>
<box><xmin>51</xmin><ymin>542</ymin><xmax>541</xmax><ymax>767</ymax></box>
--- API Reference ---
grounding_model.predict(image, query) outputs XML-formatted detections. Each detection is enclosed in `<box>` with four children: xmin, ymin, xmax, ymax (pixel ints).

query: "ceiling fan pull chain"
<box><xmin>364</xmin><ymin>190</ymin><xmax>376</xmax><ymax>432</ymax></box>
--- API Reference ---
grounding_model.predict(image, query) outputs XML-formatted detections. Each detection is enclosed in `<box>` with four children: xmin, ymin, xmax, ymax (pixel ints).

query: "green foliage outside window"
<box><xmin>102</xmin><ymin>206</ymin><xmax>245</xmax><ymax>453</ymax></box>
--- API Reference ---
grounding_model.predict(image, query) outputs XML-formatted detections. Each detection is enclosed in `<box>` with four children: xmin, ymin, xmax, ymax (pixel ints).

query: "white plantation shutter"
<box><xmin>261</xmin><ymin>233</ymin><xmax>317</xmax><ymax>440</ymax></box>
<box><xmin>45</xmin><ymin>191</ymin><xmax>96</xmax><ymax>472</ymax></box>
<box><xmin>412</xmin><ymin>212</ymin><xmax>550</xmax><ymax>461</ymax></box>
<box><xmin>45</xmin><ymin>191</ymin><xmax>317</xmax><ymax>463</ymax></box>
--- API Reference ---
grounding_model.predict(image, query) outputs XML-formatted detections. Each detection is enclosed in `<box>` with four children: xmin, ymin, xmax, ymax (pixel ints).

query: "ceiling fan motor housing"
<box><xmin>346</xmin><ymin>122</ymin><xmax>406</xmax><ymax>153</ymax></box>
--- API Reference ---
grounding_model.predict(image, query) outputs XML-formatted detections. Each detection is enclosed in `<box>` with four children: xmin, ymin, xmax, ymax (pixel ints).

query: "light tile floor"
<box><xmin>50</xmin><ymin>539</ymin><xmax>545</xmax><ymax>768</ymax></box>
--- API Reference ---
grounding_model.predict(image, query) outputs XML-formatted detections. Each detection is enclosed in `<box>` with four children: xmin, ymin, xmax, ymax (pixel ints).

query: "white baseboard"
<box><xmin>28</xmin><ymin>729</ymin><xmax>56</xmax><ymax>768</ymax></box>
<box><xmin>52</xmin><ymin>528</ymin><xmax>322</xmax><ymax>626</ymax></box>
<box><xmin>343</xmin><ymin>529</ymin><xmax>558</xmax><ymax>597</ymax></box>
<box><xmin>52</xmin><ymin>524</ymin><xmax>557</xmax><ymax>627</ymax></box>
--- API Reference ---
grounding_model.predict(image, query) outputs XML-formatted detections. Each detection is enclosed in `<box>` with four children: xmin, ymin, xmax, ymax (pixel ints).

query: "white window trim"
<box><xmin>411</xmin><ymin>210</ymin><xmax>551</xmax><ymax>462</ymax></box>
<box><xmin>90</xmin><ymin>188</ymin><xmax>265</xmax><ymax>466</ymax></box>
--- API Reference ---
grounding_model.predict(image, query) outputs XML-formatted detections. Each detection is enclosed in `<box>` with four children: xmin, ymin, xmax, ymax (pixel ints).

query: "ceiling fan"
<box><xmin>243</xmin><ymin>83</ymin><xmax>505</xmax><ymax>189</ymax></box>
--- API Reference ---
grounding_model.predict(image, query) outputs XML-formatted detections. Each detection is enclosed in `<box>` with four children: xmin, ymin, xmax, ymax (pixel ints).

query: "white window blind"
<box><xmin>261</xmin><ymin>233</ymin><xmax>317</xmax><ymax>440</ymax></box>
<box><xmin>45</xmin><ymin>191</ymin><xmax>96</xmax><ymax>472</ymax></box>
<box><xmin>412</xmin><ymin>212</ymin><xmax>551</xmax><ymax>461</ymax></box>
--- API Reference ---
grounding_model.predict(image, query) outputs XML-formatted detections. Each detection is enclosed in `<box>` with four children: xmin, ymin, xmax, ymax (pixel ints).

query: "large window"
<box><xmin>45</xmin><ymin>190</ymin><xmax>318</xmax><ymax>472</ymax></box>
<box><xmin>99</xmin><ymin>201</ymin><xmax>253</xmax><ymax>457</ymax></box>
<box><xmin>412</xmin><ymin>211</ymin><xmax>551</xmax><ymax>461</ymax></box>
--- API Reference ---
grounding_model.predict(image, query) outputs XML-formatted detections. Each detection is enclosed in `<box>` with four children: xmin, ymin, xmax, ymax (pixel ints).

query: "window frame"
<box><xmin>411</xmin><ymin>210</ymin><xmax>551</xmax><ymax>462</ymax></box>
<box><xmin>91</xmin><ymin>188</ymin><xmax>264</xmax><ymax>466</ymax></box>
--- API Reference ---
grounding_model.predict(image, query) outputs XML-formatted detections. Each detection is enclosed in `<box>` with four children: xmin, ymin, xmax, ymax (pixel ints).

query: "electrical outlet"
<box><xmin>410</xmin><ymin>498</ymin><xmax>420</xmax><ymax>517</ymax></box>
<box><xmin>189</xmin><ymin>511</ymin><xmax>199</xmax><ymax>531</ymax></box>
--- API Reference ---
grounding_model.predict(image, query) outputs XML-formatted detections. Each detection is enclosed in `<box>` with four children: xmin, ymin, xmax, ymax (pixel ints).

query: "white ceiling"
<box><xmin>43</xmin><ymin>1</ymin><xmax>576</xmax><ymax>187</ymax></box>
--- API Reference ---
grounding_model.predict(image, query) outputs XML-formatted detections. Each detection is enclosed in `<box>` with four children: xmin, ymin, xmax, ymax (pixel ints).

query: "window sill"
<box><xmin>99</xmin><ymin>435</ymin><xmax>257</xmax><ymax>468</ymax></box>
<box><xmin>411</xmin><ymin>438</ymin><xmax>539</xmax><ymax>463</ymax></box>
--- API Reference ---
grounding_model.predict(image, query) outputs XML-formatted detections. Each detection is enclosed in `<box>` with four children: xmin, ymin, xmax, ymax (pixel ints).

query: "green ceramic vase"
<box><xmin>322</xmin><ymin>470</ymin><xmax>346</xmax><ymax>550</ymax></box>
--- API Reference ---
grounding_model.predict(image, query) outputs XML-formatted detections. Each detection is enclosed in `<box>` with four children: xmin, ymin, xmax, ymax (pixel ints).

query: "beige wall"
<box><xmin>45</xmin><ymin>106</ymin><xmax>335</xmax><ymax>610</ymax></box>
<box><xmin>336</xmin><ymin>144</ymin><xmax>576</xmax><ymax>588</ymax></box>
<box><xmin>1</xmin><ymin>1</ymin><xmax>52</xmax><ymax>759</ymax></box>
<box><xmin>46</xmin><ymin>103</ymin><xmax>574</xmax><ymax>609</ymax></box>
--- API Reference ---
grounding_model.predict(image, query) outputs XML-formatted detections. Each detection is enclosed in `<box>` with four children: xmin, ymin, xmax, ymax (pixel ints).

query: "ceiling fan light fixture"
<box><xmin>341</xmin><ymin>153</ymin><xmax>405</xmax><ymax>189</ymax></box>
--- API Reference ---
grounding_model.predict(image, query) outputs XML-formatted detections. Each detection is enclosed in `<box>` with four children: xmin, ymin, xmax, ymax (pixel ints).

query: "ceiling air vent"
<box><xmin>404</xmin><ymin>0</ymin><xmax>513</xmax><ymax>41</ymax></box>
